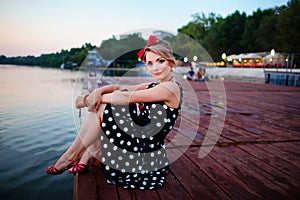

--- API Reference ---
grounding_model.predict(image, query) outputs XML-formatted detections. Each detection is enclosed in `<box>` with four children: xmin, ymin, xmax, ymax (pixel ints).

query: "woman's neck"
<box><xmin>159</xmin><ymin>73</ymin><xmax>174</xmax><ymax>83</ymax></box>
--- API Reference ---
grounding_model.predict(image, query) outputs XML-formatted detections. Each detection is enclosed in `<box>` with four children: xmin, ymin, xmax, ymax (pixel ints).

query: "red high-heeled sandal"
<box><xmin>68</xmin><ymin>158</ymin><xmax>99</xmax><ymax>174</ymax></box>
<box><xmin>45</xmin><ymin>159</ymin><xmax>78</xmax><ymax>175</ymax></box>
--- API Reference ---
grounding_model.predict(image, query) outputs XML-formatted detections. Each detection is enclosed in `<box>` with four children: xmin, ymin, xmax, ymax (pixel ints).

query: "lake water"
<box><xmin>0</xmin><ymin>65</ymin><xmax>84</xmax><ymax>200</ymax></box>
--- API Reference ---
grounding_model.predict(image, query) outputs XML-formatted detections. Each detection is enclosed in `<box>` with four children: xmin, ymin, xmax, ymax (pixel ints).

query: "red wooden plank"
<box><xmin>213</xmin><ymin>145</ymin><xmax>299</xmax><ymax>199</ymax></box>
<box><xmin>167</xmin><ymin>147</ymin><xmax>232</xmax><ymax>200</ymax></box>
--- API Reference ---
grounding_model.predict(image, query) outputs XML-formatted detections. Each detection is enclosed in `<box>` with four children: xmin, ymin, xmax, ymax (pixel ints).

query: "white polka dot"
<box><xmin>151</xmin><ymin>104</ymin><xmax>156</xmax><ymax>108</ymax></box>
<box><xmin>100</xmin><ymin>136</ymin><xmax>104</xmax><ymax>140</ymax></box>
<box><xmin>149</xmin><ymin>136</ymin><xmax>153</xmax><ymax>140</ymax></box>
<box><xmin>138</xmin><ymin>166</ymin><xmax>142</xmax><ymax>170</ymax></box>
<box><xmin>149</xmin><ymin>144</ymin><xmax>154</xmax><ymax>148</ymax></box>
<box><xmin>129</xmin><ymin>155</ymin><xmax>134</xmax><ymax>159</ymax></box>
<box><xmin>105</xmin><ymin>165</ymin><xmax>109</xmax><ymax>170</ymax></box>
<box><xmin>127</xmin><ymin>141</ymin><xmax>131</xmax><ymax>146</ymax></box>
<box><xmin>111</xmin><ymin>172</ymin><xmax>116</xmax><ymax>176</ymax></box>
<box><xmin>157</xmin><ymin>150</ymin><xmax>161</xmax><ymax>155</ymax></box>
<box><xmin>103</xmin><ymin>144</ymin><xmax>108</xmax><ymax>148</ymax></box>
<box><xmin>113</xmin><ymin>146</ymin><xmax>117</xmax><ymax>151</ymax></box>
<box><xmin>124</xmin><ymin>127</ymin><xmax>128</xmax><ymax>132</ymax></box>
<box><xmin>121</xmin><ymin>169</ymin><xmax>125</xmax><ymax>173</ymax></box>
<box><xmin>102</xmin><ymin>122</ymin><xmax>106</xmax><ymax>127</ymax></box>
<box><xmin>173</xmin><ymin>114</ymin><xmax>176</xmax><ymax>118</ymax></box>
<box><xmin>119</xmin><ymin>119</ymin><xmax>124</xmax><ymax>124</ymax></box>
<box><xmin>120</xmin><ymin>140</ymin><xmax>124</xmax><ymax>145</ymax></box>
<box><xmin>102</xmin><ymin>157</ymin><xmax>105</xmax><ymax>162</ymax></box>
<box><xmin>111</xmin><ymin>160</ymin><xmax>115</xmax><ymax>164</ymax></box>
<box><xmin>132</xmin><ymin>168</ymin><xmax>136</xmax><ymax>172</ymax></box>
<box><xmin>158</xmin><ymin>111</ymin><xmax>162</xmax><ymax>115</ymax></box>
<box><xmin>163</xmin><ymin>105</ymin><xmax>168</xmax><ymax>109</ymax></box>
<box><xmin>170</xmin><ymin>108</ymin><xmax>174</xmax><ymax>111</ymax></box>
<box><xmin>150</xmin><ymin>161</ymin><xmax>155</xmax><ymax>166</ymax></box>
<box><xmin>153</xmin><ymin>177</ymin><xmax>157</xmax><ymax>180</ymax></box>
<box><xmin>115</xmin><ymin>112</ymin><xmax>120</xmax><ymax>116</ymax></box>
<box><xmin>105</xmin><ymin>130</ymin><xmax>110</xmax><ymax>135</ymax></box>
<box><xmin>112</xmin><ymin>125</ymin><xmax>117</xmax><ymax>129</ymax></box>
<box><xmin>122</xmin><ymin>149</ymin><xmax>127</xmax><ymax>154</ymax></box>
<box><xmin>107</xmin><ymin>152</ymin><xmax>111</xmax><ymax>156</ymax></box>
<box><xmin>121</xmin><ymin>108</ymin><xmax>126</xmax><ymax>112</ymax></box>
<box><xmin>104</xmin><ymin>109</ymin><xmax>109</xmax><ymax>114</ymax></box>
<box><xmin>125</xmin><ymin>162</ymin><xmax>129</xmax><ymax>166</ymax></box>
<box><xmin>134</xmin><ymin>147</ymin><xmax>138</xmax><ymax>151</ymax></box>
<box><xmin>118</xmin><ymin>156</ymin><xmax>123</xmax><ymax>160</ymax></box>
<box><xmin>156</xmin><ymin>122</ymin><xmax>161</xmax><ymax>127</ymax></box>
<box><xmin>108</xmin><ymin>117</ymin><xmax>113</xmax><ymax>122</ymax></box>
<box><xmin>150</xmin><ymin>152</ymin><xmax>154</xmax><ymax>157</ymax></box>
<box><xmin>117</xmin><ymin>133</ymin><xmax>121</xmax><ymax>137</ymax></box>
<box><xmin>110</xmin><ymin>138</ymin><xmax>114</xmax><ymax>143</ymax></box>
<box><xmin>169</xmin><ymin>126</ymin><xmax>173</xmax><ymax>129</ymax></box>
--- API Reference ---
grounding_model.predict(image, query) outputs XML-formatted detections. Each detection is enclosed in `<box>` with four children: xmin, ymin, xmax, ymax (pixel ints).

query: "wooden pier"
<box><xmin>74</xmin><ymin>77</ymin><xmax>300</xmax><ymax>200</ymax></box>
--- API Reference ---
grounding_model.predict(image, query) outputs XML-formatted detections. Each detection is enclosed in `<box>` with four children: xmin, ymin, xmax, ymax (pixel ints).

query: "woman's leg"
<box><xmin>52</xmin><ymin>104</ymin><xmax>106</xmax><ymax>170</ymax></box>
<box><xmin>76</xmin><ymin>138</ymin><xmax>102</xmax><ymax>165</ymax></box>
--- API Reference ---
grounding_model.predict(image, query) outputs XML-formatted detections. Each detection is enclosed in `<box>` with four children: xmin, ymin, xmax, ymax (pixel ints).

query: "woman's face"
<box><xmin>145</xmin><ymin>51</ymin><xmax>173</xmax><ymax>82</ymax></box>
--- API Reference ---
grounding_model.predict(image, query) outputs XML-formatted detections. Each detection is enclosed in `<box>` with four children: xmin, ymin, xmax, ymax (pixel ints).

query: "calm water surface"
<box><xmin>0</xmin><ymin>65</ymin><xmax>84</xmax><ymax>200</ymax></box>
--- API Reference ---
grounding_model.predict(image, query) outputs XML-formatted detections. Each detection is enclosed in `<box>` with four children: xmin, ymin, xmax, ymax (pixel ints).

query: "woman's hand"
<box><xmin>86</xmin><ymin>89</ymin><xmax>102</xmax><ymax>112</ymax></box>
<box><xmin>75</xmin><ymin>95</ymin><xmax>86</xmax><ymax>109</ymax></box>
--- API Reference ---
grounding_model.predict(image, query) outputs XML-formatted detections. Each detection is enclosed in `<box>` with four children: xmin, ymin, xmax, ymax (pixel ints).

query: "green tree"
<box><xmin>277</xmin><ymin>0</ymin><xmax>300</xmax><ymax>52</ymax></box>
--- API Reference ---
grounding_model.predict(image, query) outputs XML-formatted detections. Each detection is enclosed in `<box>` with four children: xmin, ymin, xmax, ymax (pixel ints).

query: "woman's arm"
<box><xmin>84</xmin><ymin>82</ymin><xmax>151</xmax><ymax>112</ymax></box>
<box><xmin>101</xmin><ymin>82</ymin><xmax>181</xmax><ymax>109</ymax></box>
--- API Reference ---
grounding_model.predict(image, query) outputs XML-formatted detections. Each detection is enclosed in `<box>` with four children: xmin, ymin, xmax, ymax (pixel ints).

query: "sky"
<box><xmin>0</xmin><ymin>0</ymin><xmax>289</xmax><ymax>57</ymax></box>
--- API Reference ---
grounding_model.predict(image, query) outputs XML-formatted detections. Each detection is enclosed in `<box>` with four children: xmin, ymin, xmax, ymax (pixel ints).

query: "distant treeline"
<box><xmin>178</xmin><ymin>0</ymin><xmax>300</xmax><ymax>63</ymax></box>
<box><xmin>0</xmin><ymin>43</ymin><xmax>96</xmax><ymax>68</ymax></box>
<box><xmin>1</xmin><ymin>0</ymin><xmax>299</xmax><ymax>68</ymax></box>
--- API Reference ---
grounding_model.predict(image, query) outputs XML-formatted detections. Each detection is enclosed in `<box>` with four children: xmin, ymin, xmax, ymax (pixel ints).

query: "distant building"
<box><xmin>119</xmin><ymin>33</ymin><xmax>142</xmax><ymax>40</ymax></box>
<box><xmin>86</xmin><ymin>50</ymin><xmax>108</xmax><ymax>67</ymax></box>
<box><xmin>152</xmin><ymin>30</ymin><xmax>174</xmax><ymax>39</ymax></box>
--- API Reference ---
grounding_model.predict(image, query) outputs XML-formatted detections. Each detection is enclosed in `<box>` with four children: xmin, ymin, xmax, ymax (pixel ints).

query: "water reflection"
<box><xmin>0</xmin><ymin>65</ymin><xmax>80</xmax><ymax>200</ymax></box>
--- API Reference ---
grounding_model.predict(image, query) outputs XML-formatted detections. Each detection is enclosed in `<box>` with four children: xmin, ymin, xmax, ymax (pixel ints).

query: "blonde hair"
<box><xmin>141</xmin><ymin>40</ymin><xmax>176</xmax><ymax>67</ymax></box>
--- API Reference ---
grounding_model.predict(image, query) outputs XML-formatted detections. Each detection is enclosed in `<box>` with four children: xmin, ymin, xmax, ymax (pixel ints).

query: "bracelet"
<box><xmin>83</xmin><ymin>94</ymin><xmax>89</xmax><ymax>107</ymax></box>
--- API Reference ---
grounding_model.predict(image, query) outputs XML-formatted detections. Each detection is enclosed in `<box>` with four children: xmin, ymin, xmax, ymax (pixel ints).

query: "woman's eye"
<box><xmin>158</xmin><ymin>59</ymin><xmax>165</xmax><ymax>64</ymax></box>
<box><xmin>147</xmin><ymin>62</ymin><xmax>153</xmax><ymax>67</ymax></box>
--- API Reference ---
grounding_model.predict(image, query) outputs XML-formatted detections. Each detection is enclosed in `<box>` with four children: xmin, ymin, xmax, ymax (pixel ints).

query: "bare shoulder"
<box><xmin>159</xmin><ymin>81</ymin><xmax>181</xmax><ymax>108</ymax></box>
<box><xmin>159</xmin><ymin>81</ymin><xmax>180</xmax><ymax>93</ymax></box>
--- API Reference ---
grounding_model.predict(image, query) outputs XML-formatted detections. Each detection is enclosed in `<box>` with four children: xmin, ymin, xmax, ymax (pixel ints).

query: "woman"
<box><xmin>46</xmin><ymin>35</ymin><xmax>182</xmax><ymax>190</ymax></box>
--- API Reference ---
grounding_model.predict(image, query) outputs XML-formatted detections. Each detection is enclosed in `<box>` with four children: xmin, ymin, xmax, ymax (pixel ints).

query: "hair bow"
<box><xmin>137</xmin><ymin>35</ymin><xmax>157</xmax><ymax>59</ymax></box>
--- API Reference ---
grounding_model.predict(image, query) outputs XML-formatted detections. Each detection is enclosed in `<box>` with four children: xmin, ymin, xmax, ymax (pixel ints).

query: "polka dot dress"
<box><xmin>100</xmin><ymin>82</ymin><xmax>182</xmax><ymax>190</ymax></box>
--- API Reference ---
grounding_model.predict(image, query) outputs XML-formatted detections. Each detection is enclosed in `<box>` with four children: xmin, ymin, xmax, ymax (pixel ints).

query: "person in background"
<box><xmin>45</xmin><ymin>35</ymin><xmax>183</xmax><ymax>190</ymax></box>
<box><xmin>186</xmin><ymin>67</ymin><xmax>195</xmax><ymax>81</ymax></box>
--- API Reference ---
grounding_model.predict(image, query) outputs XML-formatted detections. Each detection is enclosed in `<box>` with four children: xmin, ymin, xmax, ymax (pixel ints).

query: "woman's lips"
<box><xmin>153</xmin><ymin>71</ymin><xmax>162</xmax><ymax>76</ymax></box>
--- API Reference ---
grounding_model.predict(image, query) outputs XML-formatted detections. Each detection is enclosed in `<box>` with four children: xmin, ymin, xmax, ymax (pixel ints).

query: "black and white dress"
<box><xmin>100</xmin><ymin>82</ymin><xmax>182</xmax><ymax>190</ymax></box>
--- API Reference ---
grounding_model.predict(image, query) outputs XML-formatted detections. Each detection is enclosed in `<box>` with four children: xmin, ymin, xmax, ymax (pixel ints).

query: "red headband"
<box><xmin>137</xmin><ymin>35</ymin><xmax>157</xmax><ymax>59</ymax></box>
